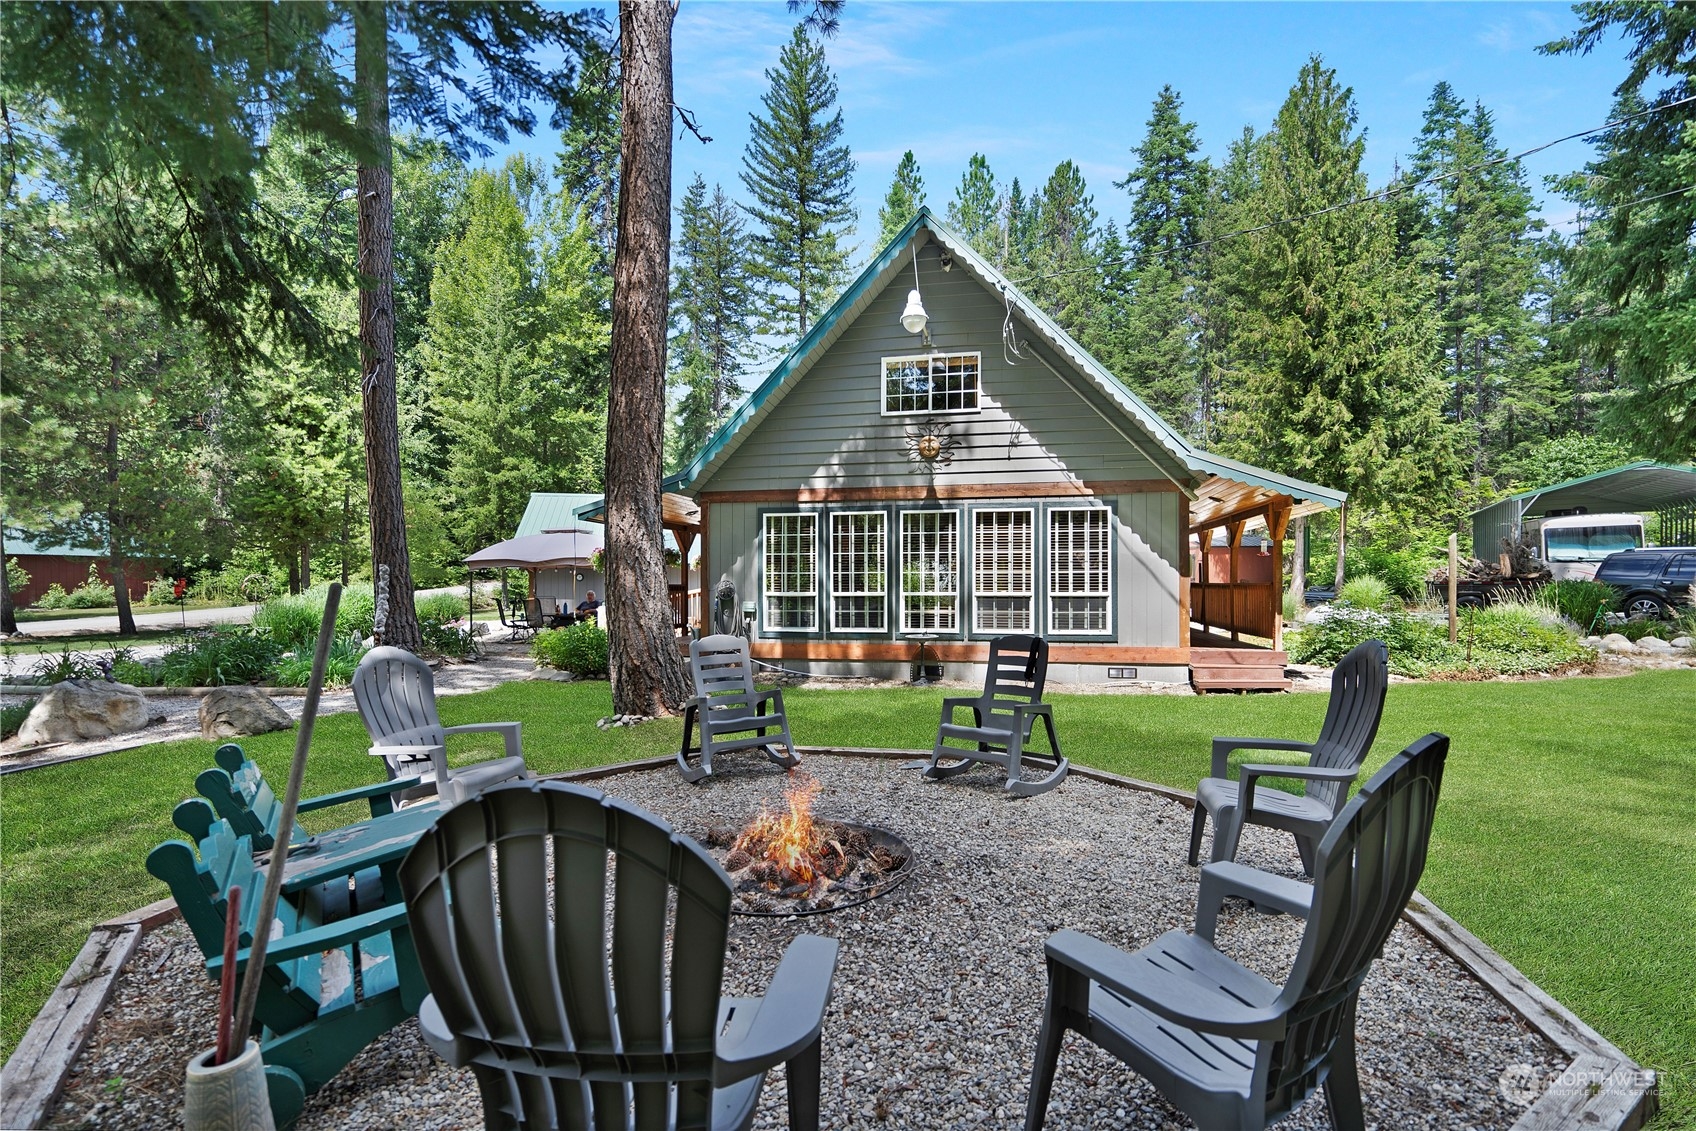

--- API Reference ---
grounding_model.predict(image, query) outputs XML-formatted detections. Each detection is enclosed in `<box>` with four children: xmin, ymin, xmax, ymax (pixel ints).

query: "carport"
<box><xmin>1472</xmin><ymin>461</ymin><xmax>1696</xmax><ymax>555</ymax></box>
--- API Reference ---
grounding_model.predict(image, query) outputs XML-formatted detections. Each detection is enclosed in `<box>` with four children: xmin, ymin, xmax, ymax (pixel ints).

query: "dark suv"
<box><xmin>1593</xmin><ymin>547</ymin><xmax>1696</xmax><ymax>618</ymax></box>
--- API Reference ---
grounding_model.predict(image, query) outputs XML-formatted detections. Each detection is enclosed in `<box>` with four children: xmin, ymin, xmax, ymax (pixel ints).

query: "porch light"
<box><xmin>900</xmin><ymin>247</ymin><xmax>929</xmax><ymax>336</ymax></box>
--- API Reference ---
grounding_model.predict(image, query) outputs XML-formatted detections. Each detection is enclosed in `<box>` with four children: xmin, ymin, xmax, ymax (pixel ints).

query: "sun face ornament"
<box><xmin>905</xmin><ymin>420</ymin><xmax>958</xmax><ymax>467</ymax></box>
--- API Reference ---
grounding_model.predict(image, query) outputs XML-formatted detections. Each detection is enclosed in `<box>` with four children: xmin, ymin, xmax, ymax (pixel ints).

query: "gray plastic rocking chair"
<box><xmin>1026</xmin><ymin>732</ymin><xmax>1449</xmax><ymax>1131</ymax></box>
<box><xmin>677</xmin><ymin>634</ymin><xmax>802</xmax><ymax>783</ymax></box>
<box><xmin>920</xmin><ymin>635</ymin><xmax>1068</xmax><ymax>796</ymax></box>
<box><xmin>1189</xmin><ymin>638</ymin><xmax>1388</xmax><ymax>873</ymax></box>
<box><xmin>397</xmin><ymin>780</ymin><xmax>841</xmax><ymax>1131</ymax></box>
<box><xmin>353</xmin><ymin>646</ymin><xmax>531</xmax><ymax>805</ymax></box>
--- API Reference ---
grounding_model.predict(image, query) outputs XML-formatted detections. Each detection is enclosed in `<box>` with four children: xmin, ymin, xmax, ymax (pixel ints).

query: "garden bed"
<box><xmin>44</xmin><ymin>754</ymin><xmax>1567</xmax><ymax>1130</ymax></box>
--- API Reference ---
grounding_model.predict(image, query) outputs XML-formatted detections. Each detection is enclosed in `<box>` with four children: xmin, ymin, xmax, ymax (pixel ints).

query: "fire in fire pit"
<box><xmin>703</xmin><ymin>774</ymin><xmax>916</xmax><ymax>916</ymax></box>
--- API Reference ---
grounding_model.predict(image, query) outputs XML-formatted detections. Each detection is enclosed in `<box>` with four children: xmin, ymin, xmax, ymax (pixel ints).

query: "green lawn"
<box><xmin>2</xmin><ymin>670</ymin><xmax>1691</xmax><ymax>1120</ymax></box>
<box><xmin>2</xmin><ymin>626</ymin><xmax>194</xmax><ymax>657</ymax></box>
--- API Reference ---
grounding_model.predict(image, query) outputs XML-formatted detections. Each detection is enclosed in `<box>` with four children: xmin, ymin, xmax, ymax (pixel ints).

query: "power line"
<box><xmin>1004</xmin><ymin>93</ymin><xmax>1696</xmax><ymax>288</ymax></box>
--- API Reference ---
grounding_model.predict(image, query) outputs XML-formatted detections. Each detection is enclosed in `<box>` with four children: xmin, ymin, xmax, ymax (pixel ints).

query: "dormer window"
<box><xmin>882</xmin><ymin>352</ymin><xmax>980</xmax><ymax>416</ymax></box>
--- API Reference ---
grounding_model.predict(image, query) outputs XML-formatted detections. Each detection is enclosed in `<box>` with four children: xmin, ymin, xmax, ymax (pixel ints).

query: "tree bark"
<box><xmin>1332</xmin><ymin>500</ymin><xmax>1348</xmax><ymax>593</ymax></box>
<box><xmin>355</xmin><ymin>3</ymin><xmax>421</xmax><ymax>651</ymax></box>
<box><xmin>607</xmin><ymin>0</ymin><xmax>690</xmax><ymax>715</ymax></box>
<box><xmin>0</xmin><ymin>528</ymin><xmax>16</xmax><ymax>635</ymax></box>
<box><xmin>105</xmin><ymin>358</ymin><xmax>137</xmax><ymax>636</ymax></box>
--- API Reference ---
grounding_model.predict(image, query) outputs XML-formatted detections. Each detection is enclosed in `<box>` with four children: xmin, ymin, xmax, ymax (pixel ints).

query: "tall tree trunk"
<box><xmin>105</xmin><ymin>358</ymin><xmax>136</xmax><ymax>636</ymax></box>
<box><xmin>1287</xmin><ymin>514</ymin><xmax>1307</xmax><ymax>604</ymax></box>
<box><xmin>355</xmin><ymin>3</ymin><xmax>421</xmax><ymax>651</ymax></box>
<box><xmin>1332</xmin><ymin>500</ymin><xmax>1348</xmax><ymax>594</ymax></box>
<box><xmin>0</xmin><ymin>528</ymin><xmax>16</xmax><ymax>635</ymax></box>
<box><xmin>607</xmin><ymin>0</ymin><xmax>689</xmax><ymax>715</ymax></box>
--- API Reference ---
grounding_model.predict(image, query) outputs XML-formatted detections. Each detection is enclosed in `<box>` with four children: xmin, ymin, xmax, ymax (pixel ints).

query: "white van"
<box><xmin>1534</xmin><ymin>513</ymin><xmax>1646</xmax><ymax>581</ymax></box>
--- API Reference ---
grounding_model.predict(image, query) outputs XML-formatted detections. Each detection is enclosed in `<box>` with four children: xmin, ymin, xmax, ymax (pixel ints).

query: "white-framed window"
<box><xmin>830</xmin><ymin>511</ymin><xmax>887</xmax><ymax>632</ymax></box>
<box><xmin>1048</xmin><ymin>506</ymin><xmax>1112</xmax><ymax>635</ymax></box>
<box><xmin>900</xmin><ymin>510</ymin><xmax>959</xmax><ymax>633</ymax></box>
<box><xmin>762</xmin><ymin>512</ymin><xmax>817</xmax><ymax>632</ymax></box>
<box><xmin>881</xmin><ymin>352</ymin><xmax>981</xmax><ymax>416</ymax></box>
<box><xmin>972</xmin><ymin>508</ymin><xmax>1034</xmax><ymax>633</ymax></box>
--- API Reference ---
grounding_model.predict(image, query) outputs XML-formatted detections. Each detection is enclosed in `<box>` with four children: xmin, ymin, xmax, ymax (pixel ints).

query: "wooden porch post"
<box><xmin>1267</xmin><ymin>504</ymin><xmax>1292</xmax><ymax>651</ymax></box>
<box><xmin>1226</xmin><ymin>521</ymin><xmax>1244</xmax><ymax>644</ymax></box>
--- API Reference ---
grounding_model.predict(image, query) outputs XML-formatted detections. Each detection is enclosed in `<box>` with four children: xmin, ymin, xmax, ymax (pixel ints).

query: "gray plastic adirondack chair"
<box><xmin>1026</xmin><ymin>732</ymin><xmax>1449</xmax><ymax>1131</ymax></box>
<box><xmin>1189</xmin><ymin>638</ymin><xmax>1388</xmax><ymax>874</ymax></box>
<box><xmin>353</xmin><ymin>646</ymin><xmax>531</xmax><ymax>805</ymax></box>
<box><xmin>397</xmin><ymin>780</ymin><xmax>841</xmax><ymax>1131</ymax></box>
<box><xmin>920</xmin><ymin>635</ymin><xmax>1068</xmax><ymax>796</ymax></box>
<box><xmin>677</xmin><ymin>634</ymin><xmax>802</xmax><ymax>783</ymax></box>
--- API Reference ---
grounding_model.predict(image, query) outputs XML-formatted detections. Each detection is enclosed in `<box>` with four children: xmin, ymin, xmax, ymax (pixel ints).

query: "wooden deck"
<box><xmin>1189</xmin><ymin>628</ymin><xmax>1290</xmax><ymax>693</ymax></box>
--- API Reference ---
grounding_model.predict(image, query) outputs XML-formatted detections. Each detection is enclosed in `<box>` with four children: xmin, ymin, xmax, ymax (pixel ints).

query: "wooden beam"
<box><xmin>750</xmin><ymin>641</ymin><xmax>1190</xmax><ymax>664</ymax></box>
<box><xmin>701</xmin><ymin>479</ymin><xmax>1182</xmax><ymax>505</ymax></box>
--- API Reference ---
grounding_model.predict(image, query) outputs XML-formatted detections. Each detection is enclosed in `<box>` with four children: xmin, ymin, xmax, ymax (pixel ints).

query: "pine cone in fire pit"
<box><xmin>724</xmin><ymin>848</ymin><xmax>752</xmax><ymax>871</ymax></box>
<box><xmin>704</xmin><ymin>826</ymin><xmax>738</xmax><ymax>848</ymax></box>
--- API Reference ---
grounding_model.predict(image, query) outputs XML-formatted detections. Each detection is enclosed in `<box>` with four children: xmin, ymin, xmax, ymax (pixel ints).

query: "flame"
<box><xmin>734</xmin><ymin>773</ymin><xmax>825</xmax><ymax>886</ymax></box>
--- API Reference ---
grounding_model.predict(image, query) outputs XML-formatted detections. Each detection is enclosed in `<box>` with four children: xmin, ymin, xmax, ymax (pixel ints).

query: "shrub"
<box><xmin>141</xmin><ymin>576</ymin><xmax>179</xmax><ymax>606</ymax></box>
<box><xmin>415</xmin><ymin>592</ymin><xmax>469</xmax><ymax>622</ymax></box>
<box><xmin>62</xmin><ymin>565</ymin><xmax>116</xmax><ymax>609</ymax></box>
<box><xmin>253</xmin><ymin>583</ymin><xmax>377</xmax><ymax>650</ymax></box>
<box><xmin>1350</xmin><ymin>544</ymin><xmax>1436</xmax><ymax>601</ymax></box>
<box><xmin>1337</xmin><ymin>576</ymin><xmax>1397</xmax><ymax>612</ymax></box>
<box><xmin>1537</xmin><ymin>580</ymin><xmax>1616</xmax><ymax>633</ymax></box>
<box><xmin>158</xmin><ymin>627</ymin><xmax>281</xmax><ymax>687</ymax></box>
<box><xmin>272</xmin><ymin>635</ymin><xmax>366</xmax><ymax>688</ymax></box>
<box><xmin>109</xmin><ymin>652</ymin><xmax>158</xmax><ymax>686</ymax></box>
<box><xmin>33</xmin><ymin>583</ymin><xmax>73</xmax><ymax>610</ymax></box>
<box><xmin>2</xmin><ymin>697</ymin><xmax>37</xmax><ymax>739</ymax></box>
<box><xmin>532</xmin><ymin>622</ymin><xmax>610</xmax><ymax>678</ymax></box>
<box><xmin>1286</xmin><ymin>598</ymin><xmax>1592</xmax><ymax>679</ymax></box>
<box><xmin>30</xmin><ymin>648</ymin><xmax>106</xmax><ymax>683</ymax></box>
<box><xmin>419</xmin><ymin>618</ymin><xmax>478</xmax><ymax>659</ymax></box>
<box><xmin>5</xmin><ymin>557</ymin><xmax>31</xmax><ymax>598</ymax></box>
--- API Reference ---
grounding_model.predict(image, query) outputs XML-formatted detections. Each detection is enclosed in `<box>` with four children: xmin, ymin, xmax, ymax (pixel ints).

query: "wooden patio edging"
<box><xmin>0</xmin><ymin>749</ymin><xmax>1656</xmax><ymax>1130</ymax></box>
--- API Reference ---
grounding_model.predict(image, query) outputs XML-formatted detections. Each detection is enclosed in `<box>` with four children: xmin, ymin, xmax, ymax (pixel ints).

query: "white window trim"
<box><xmin>1047</xmin><ymin>505</ymin><xmax>1114</xmax><ymax>637</ymax></box>
<box><xmin>899</xmin><ymin>508</ymin><xmax>962</xmax><ymax>636</ymax></box>
<box><xmin>879</xmin><ymin>351</ymin><xmax>983</xmax><ymax>418</ymax></box>
<box><xmin>971</xmin><ymin>507</ymin><xmax>1036</xmax><ymax>636</ymax></box>
<box><xmin>762</xmin><ymin>511</ymin><xmax>817</xmax><ymax>635</ymax></box>
<box><xmin>829</xmin><ymin>510</ymin><xmax>888</xmax><ymax>634</ymax></box>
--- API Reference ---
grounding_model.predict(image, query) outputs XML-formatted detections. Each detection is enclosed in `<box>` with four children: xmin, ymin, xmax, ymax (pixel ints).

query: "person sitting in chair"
<box><xmin>575</xmin><ymin>591</ymin><xmax>602</xmax><ymax>622</ymax></box>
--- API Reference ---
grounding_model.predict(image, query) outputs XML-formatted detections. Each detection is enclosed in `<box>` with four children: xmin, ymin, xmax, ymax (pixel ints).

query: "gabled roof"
<box><xmin>1474</xmin><ymin>461</ymin><xmax>1696</xmax><ymax>516</ymax></box>
<box><xmin>662</xmin><ymin>207</ymin><xmax>1344</xmax><ymax>524</ymax></box>
<box><xmin>514</xmin><ymin>493</ymin><xmax>602</xmax><ymax>538</ymax></box>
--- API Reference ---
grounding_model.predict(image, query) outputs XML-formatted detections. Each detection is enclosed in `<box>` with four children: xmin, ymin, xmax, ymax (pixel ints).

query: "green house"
<box><xmin>613</xmin><ymin>209</ymin><xmax>1343</xmax><ymax>688</ymax></box>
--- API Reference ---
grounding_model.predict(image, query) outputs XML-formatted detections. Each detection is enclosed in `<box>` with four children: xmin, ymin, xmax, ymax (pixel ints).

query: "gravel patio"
<box><xmin>46</xmin><ymin>753</ymin><xmax>1557</xmax><ymax>1130</ymax></box>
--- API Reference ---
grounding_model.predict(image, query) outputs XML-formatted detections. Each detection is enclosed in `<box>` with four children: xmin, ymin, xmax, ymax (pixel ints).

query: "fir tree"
<box><xmin>1111</xmin><ymin>85</ymin><xmax>1210</xmax><ymax>430</ymax></box>
<box><xmin>1403</xmin><ymin>85</ymin><xmax>1548</xmax><ymax>488</ymax></box>
<box><xmin>1543</xmin><ymin>3</ymin><xmax>1696</xmax><ymax>460</ymax></box>
<box><xmin>671</xmin><ymin>175</ymin><xmax>755</xmax><ymax>461</ymax></box>
<box><xmin>740</xmin><ymin>24</ymin><xmax>857</xmax><ymax>340</ymax></box>
<box><xmin>946</xmin><ymin>153</ymin><xmax>1003</xmax><ymax>262</ymax></box>
<box><xmin>1026</xmin><ymin>160</ymin><xmax>1099</xmax><ymax>333</ymax></box>
<box><xmin>1217</xmin><ymin>57</ymin><xmax>1452</xmax><ymax>519</ymax></box>
<box><xmin>877</xmin><ymin>151</ymin><xmax>926</xmax><ymax>246</ymax></box>
<box><xmin>1004</xmin><ymin>177</ymin><xmax>1036</xmax><ymax>274</ymax></box>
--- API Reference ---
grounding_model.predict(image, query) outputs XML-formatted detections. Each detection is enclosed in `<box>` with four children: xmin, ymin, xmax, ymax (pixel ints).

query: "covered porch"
<box><xmin>1184</xmin><ymin>453</ymin><xmax>1345</xmax><ymax>691</ymax></box>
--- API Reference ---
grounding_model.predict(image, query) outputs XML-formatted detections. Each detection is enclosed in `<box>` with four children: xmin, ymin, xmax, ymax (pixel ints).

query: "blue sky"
<box><xmin>499</xmin><ymin>2</ymin><xmax>1635</xmax><ymax>257</ymax></box>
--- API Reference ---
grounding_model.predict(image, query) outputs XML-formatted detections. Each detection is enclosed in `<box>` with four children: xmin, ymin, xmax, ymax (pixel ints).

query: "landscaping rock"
<box><xmin>198</xmin><ymin>687</ymin><xmax>294</xmax><ymax>739</ymax></box>
<box><xmin>1599</xmin><ymin>633</ymin><xmax>1638</xmax><ymax>653</ymax></box>
<box><xmin>1671</xmin><ymin>635</ymin><xmax>1692</xmax><ymax>649</ymax></box>
<box><xmin>1636</xmin><ymin>635</ymin><xmax>1674</xmax><ymax>653</ymax></box>
<box><xmin>17</xmin><ymin>680</ymin><xmax>150</xmax><ymax>744</ymax></box>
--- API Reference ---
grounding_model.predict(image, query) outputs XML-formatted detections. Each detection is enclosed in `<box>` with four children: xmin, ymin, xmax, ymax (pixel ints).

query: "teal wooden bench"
<box><xmin>147</xmin><ymin>818</ymin><xmax>425</xmax><ymax>1128</ymax></box>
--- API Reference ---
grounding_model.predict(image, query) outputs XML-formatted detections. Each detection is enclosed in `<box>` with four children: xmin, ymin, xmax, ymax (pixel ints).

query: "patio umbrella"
<box><xmin>462</xmin><ymin>529</ymin><xmax>599</xmax><ymax>569</ymax></box>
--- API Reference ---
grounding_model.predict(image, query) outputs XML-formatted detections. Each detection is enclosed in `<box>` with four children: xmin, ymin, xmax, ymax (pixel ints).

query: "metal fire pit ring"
<box><xmin>725</xmin><ymin>821</ymin><xmax>918</xmax><ymax>918</ymax></box>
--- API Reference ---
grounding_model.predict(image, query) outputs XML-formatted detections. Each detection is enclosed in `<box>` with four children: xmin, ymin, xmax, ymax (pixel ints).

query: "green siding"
<box><xmin>708</xmin><ymin>253</ymin><xmax>1166</xmax><ymax>493</ymax></box>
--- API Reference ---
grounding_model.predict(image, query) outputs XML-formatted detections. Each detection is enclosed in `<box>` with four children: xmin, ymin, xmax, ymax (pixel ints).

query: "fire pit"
<box><xmin>702</xmin><ymin>774</ymin><xmax>917</xmax><ymax>916</ymax></box>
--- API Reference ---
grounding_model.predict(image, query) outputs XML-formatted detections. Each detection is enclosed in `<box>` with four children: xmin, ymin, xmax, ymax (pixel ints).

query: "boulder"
<box><xmin>17</xmin><ymin>680</ymin><xmax>150</xmax><ymax>745</ymax></box>
<box><xmin>1636</xmin><ymin>635</ymin><xmax>1674</xmax><ymax>653</ymax></box>
<box><xmin>1598</xmin><ymin>633</ymin><xmax>1637</xmax><ymax>654</ymax></box>
<box><xmin>1672</xmin><ymin>636</ymin><xmax>1693</xmax><ymax>650</ymax></box>
<box><xmin>199</xmin><ymin>687</ymin><xmax>294</xmax><ymax>739</ymax></box>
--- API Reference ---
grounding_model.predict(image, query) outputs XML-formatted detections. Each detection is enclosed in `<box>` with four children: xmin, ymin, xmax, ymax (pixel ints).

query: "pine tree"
<box><xmin>946</xmin><ymin>153</ymin><xmax>1002</xmax><ymax>261</ymax></box>
<box><xmin>555</xmin><ymin>27</ymin><xmax>621</xmax><ymax>262</ymax></box>
<box><xmin>740</xmin><ymin>24</ymin><xmax>857</xmax><ymax>341</ymax></box>
<box><xmin>1111</xmin><ymin>85</ymin><xmax>1210</xmax><ymax>430</ymax></box>
<box><xmin>877</xmin><ymin>151</ymin><xmax>926</xmax><ymax>246</ymax></box>
<box><xmin>1004</xmin><ymin>176</ymin><xmax>1036</xmax><ymax>274</ymax></box>
<box><xmin>1217</xmin><ymin>57</ymin><xmax>1452</xmax><ymax>519</ymax></box>
<box><xmin>671</xmin><ymin>175</ymin><xmax>755</xmax><ymax>461</ymax></box>
<box><xmin>1543</xmin><ymin>3</ymin><xmax>1696</xmax><ymax>460</ymax></box>
<box><xmin>1403</xmin><ymin>85</ymin><xmax>1548</xmax><ymax>488</ymax></box>
<box><xmin>1025</xmin><ymin>160</ymin><xmax>1099</xmax><ymax>334</ymax></box>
